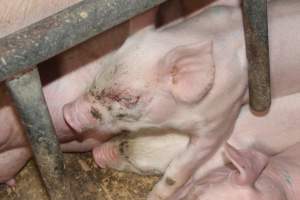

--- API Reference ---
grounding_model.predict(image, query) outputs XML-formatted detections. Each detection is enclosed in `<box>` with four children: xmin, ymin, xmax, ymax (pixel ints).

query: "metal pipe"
<box><xmin>242</xmin><ymin>0</ymin><xmax>271</xmax><ymax>112</ymax></box>
<box><xmin>5</xmin><ymin>68</ymin><xmax>73</xmax><ymax>200</ymax></box>
<box><xmin>0</xmin><ymin>0</ymin><xmax>167</xmax><ymax>82</ymax></box>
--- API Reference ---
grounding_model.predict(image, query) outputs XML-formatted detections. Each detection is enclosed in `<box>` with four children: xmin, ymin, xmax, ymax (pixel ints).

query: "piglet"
<box><xmin>181</xmin><ymin>142</ymin><xmax>300</xmax><ymax>200</ymax></box>
<box><xmin>64</xmin><ymin>1</ymin><xmax>300</xmax><ymax>199</ymax></box>
<box><xmin>93</xmin><ymin>92</ymin><xmax>300</xmax><ymax>177</ymax></box>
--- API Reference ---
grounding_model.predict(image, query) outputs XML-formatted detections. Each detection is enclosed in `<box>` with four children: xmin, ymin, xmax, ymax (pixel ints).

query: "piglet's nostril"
<box><xmin>90</xmin><ymin>106</ymin><xmax>102</xmax><ymax>120</ymax></box>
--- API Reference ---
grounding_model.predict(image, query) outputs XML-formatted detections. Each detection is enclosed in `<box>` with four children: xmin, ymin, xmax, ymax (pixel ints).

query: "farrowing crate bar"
<box><xmin>243</xmin><ymin>0</ymin><xmax>271</xmax><ymax>112</ymax></box>
<box><xmin>0</xmin><ymin>0</ymin><xmax>271</xmax><ymax>199</ymax></box>
<box><xmin>0</xmin><ymin>0</ymin><xmax>167</xmax><ymax>199</ymax></box>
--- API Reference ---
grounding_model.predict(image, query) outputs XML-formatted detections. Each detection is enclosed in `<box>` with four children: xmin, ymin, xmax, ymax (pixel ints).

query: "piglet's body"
<box><xmin>64</xmin><ymin>1</ymin><xmax>300</xmax><ymax>198</ymax></box>
<box><xmin>93</xmin><ymin>93</ymin><xmax>300</xmax><ymax>177</ymax></box>
<box><xmin>181</xmin><ymin>142</ymin><xmax>300</xmax><ymax>200</ymax></box>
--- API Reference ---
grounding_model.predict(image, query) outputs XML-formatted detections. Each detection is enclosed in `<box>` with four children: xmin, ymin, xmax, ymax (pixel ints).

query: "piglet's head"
<box><xmin>63</xmin><ymin>33</ymin><xmax>215</xmax><ymax>135</ymax></box>
<box><xmin>186</xmin><ymin>143</ymin><xmax>271</xmax><ymax>200</ymax></box>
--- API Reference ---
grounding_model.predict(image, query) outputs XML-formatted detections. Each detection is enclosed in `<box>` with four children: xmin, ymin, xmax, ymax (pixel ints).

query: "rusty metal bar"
<box><xmin>5</xmin><ymin>68</ymin><xmax>73</xmax><ymax>200</ymax></box>
<box><xmin>242</xmin><ymin>0</ymin><xmax>271</xmax><ymax>112</ymax></box>
<box><xmin>0</xmin><ymin>0</ymin><xmax>170</xmax><ymax>198</ymax></box>
<box><xmin>0</xmin><ymin>0</ymin><xmax>167</xmax><ymax>82</ymax></box>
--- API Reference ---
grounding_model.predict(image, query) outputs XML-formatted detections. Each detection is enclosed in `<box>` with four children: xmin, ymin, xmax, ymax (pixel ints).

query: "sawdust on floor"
<box><xmin>0</xmin><ymin>153</ymin><xmax>160</xmax><ymax>200</ymax></box>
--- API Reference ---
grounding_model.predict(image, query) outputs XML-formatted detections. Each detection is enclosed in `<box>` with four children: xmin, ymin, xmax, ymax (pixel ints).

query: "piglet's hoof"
<box><xmin>5</xmin><ymin>178</ymin><xmax>16</xmax><ymax>188</ymax></box>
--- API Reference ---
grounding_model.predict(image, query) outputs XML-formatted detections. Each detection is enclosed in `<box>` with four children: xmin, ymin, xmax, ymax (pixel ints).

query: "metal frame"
<box><xmin>0</xmin><ymin>0</ymin><xmax>167</xmax><ymax>81</ymax></box>
<box><xmin>5</xmin><ymin>68</ymin><xmax>72</xmax><ymax>200</ymax></box>
<box><xmin>242</xmin><ymin>0</ymin><xmax>271</xmax><ymax>112</ymax></box>
<box><xmin>0</xmin><ymin>0</ymin><xmax>167</xmax><ymax>199</ymax></box>
<box><xmin>0</xmin><ymin>0</ymin><xmax>270</xmax><ymax>199</ymax></box>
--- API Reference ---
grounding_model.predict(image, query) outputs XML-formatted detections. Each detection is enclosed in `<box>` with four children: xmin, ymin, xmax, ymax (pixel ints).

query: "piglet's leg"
<box><xmin>148</xmin><ymin>136</ymin><xmax>219</xmax><ymax>200</ymax></box>
<box><xmin>0</xmin><ymin>147</ymin><xmax>31</xmax><ymax>184</ymax></box>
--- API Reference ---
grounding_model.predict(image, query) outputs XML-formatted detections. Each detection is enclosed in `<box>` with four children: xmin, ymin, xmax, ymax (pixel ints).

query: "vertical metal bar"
<box><xmin>5</xmin><ymin>68</ymin><xmax>73</xmax><ymax>200</ymax></box>
<box><xmin>242</xmin><ymin>0</ymin><xmax>271</xmax><ymax>112</ymax></box>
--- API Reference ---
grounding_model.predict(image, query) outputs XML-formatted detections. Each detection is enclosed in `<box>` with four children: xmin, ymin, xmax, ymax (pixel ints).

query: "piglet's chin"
<box><xmin>63</xmin><ymin>95</ymin><xmax>98</xmax><ymax>134</ymax></box>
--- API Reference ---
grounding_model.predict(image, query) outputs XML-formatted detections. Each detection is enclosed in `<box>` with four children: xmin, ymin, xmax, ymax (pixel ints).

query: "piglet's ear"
<box><xmin>160</xmin><ymin>41</ymin><xmax>215</xmax><ymax>103</ymax></box>
<box><xmin>225</xmin><ymin>143</ymin><xmax>269</xmax><ymax>186</ymax></box>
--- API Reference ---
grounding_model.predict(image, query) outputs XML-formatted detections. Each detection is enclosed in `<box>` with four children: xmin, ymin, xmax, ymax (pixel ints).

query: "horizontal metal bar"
<box><xmin>0</xmin><ymin>0</ymin><xmax>167</xmax><ymax>82</ymax></box>
<box><xmin>242</xmin><ymin>0</ymin><xmax>271</xmax><ymax>112</ymax></box>
<box><xmin>5</xmin><ymin>68</ymin><xmax>73</xmax><ymax>200</ymax></box>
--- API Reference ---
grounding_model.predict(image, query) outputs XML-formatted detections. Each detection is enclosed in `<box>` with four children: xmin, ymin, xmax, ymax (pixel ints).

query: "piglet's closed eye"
<box><xmin>160</xmin><ymin>41</ymin><xmax>215</xmax><ymax>103</ymax></box>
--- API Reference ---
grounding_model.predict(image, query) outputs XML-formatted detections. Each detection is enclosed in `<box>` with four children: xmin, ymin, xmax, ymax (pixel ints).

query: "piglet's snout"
<box><xmin>63</xmin><ymin>95</ymin><xmax>98</xmax><ymax>133</ymax></box>
<box><xmin>93</xmin><ymin>143</ymin><xmax>120</xmax><ymax>168</ymax></box>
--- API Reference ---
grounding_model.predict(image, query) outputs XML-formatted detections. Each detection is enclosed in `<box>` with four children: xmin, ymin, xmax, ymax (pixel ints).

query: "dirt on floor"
<box><xmin>0</xmin><ymin>153</ymin><xmax>160</xmax><ymax>200</ymax></box>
